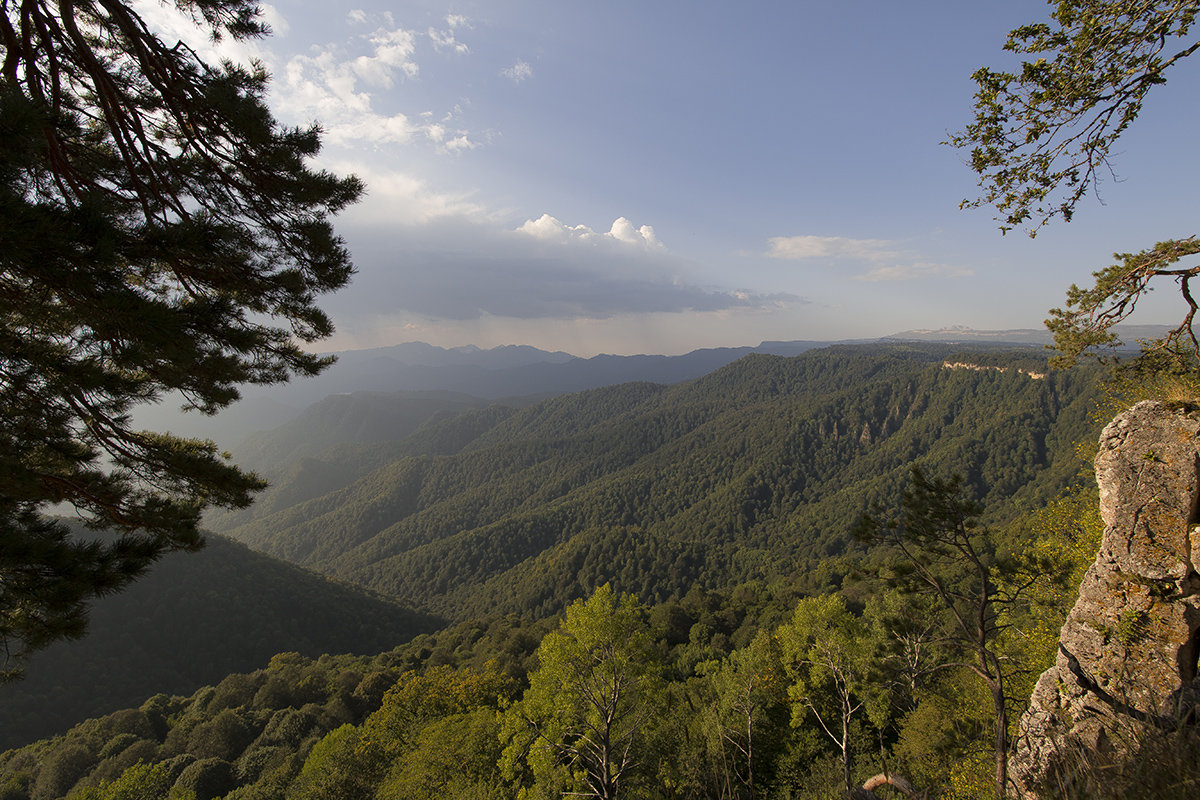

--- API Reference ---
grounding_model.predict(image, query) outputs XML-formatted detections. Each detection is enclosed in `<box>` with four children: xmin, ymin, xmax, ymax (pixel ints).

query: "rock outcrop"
<box><xmin>1011</xmin><ymin>401</ymin><xmax>1200</xmax><ymax>796</ymax></box>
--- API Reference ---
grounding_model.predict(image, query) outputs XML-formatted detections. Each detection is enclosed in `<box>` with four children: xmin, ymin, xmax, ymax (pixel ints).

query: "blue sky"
<box><xmin>139</xmin><ymin>0</ymin><xmax>1200</xmax><ymax>356</ymax></box>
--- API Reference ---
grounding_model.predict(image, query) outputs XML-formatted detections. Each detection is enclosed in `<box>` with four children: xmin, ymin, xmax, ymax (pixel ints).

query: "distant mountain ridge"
<box><xmin>133</xmin><ymin>339</ymin><xmax>840</xmax><ymax>445</ymax></box>
<box><xmin>246</xmin><ymin>338</ymin><xmax>838</xmax><ymax>406</ymax></box>
<box><xmin>135</xmin><ymin>326</ymin><xmax>1169</xmax><ymax>446</ymax></box>
<box><xmin>887</xmin><ymin>323</ymin><xmax>1170</xmax><ymax>345</ymax></box>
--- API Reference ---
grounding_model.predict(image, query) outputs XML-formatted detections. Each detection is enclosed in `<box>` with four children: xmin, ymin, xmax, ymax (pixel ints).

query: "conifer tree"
<box><xmin>0</xmin><ymin>0</ymin><xmax>361</xmax><ymax>678</ymax></box>
<box><xmin>856</xmin><ymin>467</ymin><xmax>1017</xmax><ymax>799</ymax></box>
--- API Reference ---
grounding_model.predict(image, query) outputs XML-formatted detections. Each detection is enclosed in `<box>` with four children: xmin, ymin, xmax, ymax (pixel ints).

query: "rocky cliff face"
<box><xmin>1012</xmin><ymin>401</ymin><xmax>1200</xmax><ymax>796</ymax></box>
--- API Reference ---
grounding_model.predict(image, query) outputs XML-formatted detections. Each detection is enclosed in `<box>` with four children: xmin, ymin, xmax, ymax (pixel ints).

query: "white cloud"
<box><xmin>429</xmin><ymin>15</ymin><xmax>471</xmax><ymax>54</ymax></box>
<box><xmin>441</xmin><ymin>134</ymin><xmax>479</xmax><ymax>153</ymax></box>
<box><xmin>275</xmin><ymin>25</ymin><xmax>446</xmax><ymax>147</ymax></box>
<box><xmin>133</xmin><ymin>4</ymin><xmax>478</xmax><ymax>153</ymax></box>
<box><xmin>336</xmin><ymin>165</ymin><xmax>490</xmax><ymax>226</ymax></box>
<box><xmin>517</xmin><ymin>215</ymin><xmax>663</xmax><ymax>249</ymax></box>
<box><xmin>854</xmin><ymin>263</ymin><xmax>974</xmax><ymax>282</ymax></box>
<box><xmin>765</xmin><ymin>235</ymin><xmax>897</xmax><ymax>262</ymax></box>
<box><xmin>355</xmin><ymin>27</ymin><xmax>420</xmax><ymax>86</ymax></box>
<box><xmin>502</xmin><ymin>60</ymin><xmax>534</xmax><ymax>83</ymax></box>
<box><xmin>423</xmin><ymin>108</ymin><xmax>480</xmax><ymax>154</ymax></box>
<box><xmin>132</xmin><ymin>0</ymin><xmax>273</xmax><ymax>66</ymax></box>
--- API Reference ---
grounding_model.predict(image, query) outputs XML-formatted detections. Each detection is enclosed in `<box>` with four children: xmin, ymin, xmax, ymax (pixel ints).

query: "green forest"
<box><xmin>213</xmin><ymin>344</ymin><xmax>1102</xmax><ymax>620</ymax></box>
<box><xmin>2</xmin><ymin>343</ymin><xmax>1158</xmax><ymax>800</ymax></box>
<box><xmin>8</xmin><ymin>0</ymin><xmax>1200</xmax><ymax>797</ymax></box>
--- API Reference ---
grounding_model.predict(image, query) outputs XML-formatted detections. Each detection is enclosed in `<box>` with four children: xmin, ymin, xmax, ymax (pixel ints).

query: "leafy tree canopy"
<box><xmin>949</xmin><ymin>1</ymin><xmax>1200</xmax><ymax>371</ymax></box>
<box><xmin>0</xmin><ymin>0</ymin><xmax>361</xmax><ymax>677</ymax></box>
<box><xmin>501</xmin><ymin>584</ymin><xmax>665</xmax><ymax>799</ymax></box>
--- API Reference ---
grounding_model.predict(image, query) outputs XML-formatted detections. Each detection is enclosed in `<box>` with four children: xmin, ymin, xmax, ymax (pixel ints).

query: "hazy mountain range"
<box><xmin>133</xmin><ymin>324</ymin><xmax>1163</xmax><ymax>447</ymax></box>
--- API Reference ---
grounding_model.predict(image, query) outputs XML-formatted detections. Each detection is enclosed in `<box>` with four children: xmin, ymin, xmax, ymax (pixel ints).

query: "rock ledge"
<box><xmin>1012</xmin><ymin>401</ymin><xmax>1200</xmax><ymax>796</ymax></box>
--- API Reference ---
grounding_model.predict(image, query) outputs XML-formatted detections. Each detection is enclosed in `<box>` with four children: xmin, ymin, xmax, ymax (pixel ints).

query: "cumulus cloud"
<box><xmin>765</xmin><ymin>235</ymin><xmax>897</xmax><ymax>262</ymax></box>
<box><xmin>423</xmin><ymin>107</ymin><xmax>480</xmax><ymax>154</ymax></box>
<box><xmin>517</xmin><ymin>215</ymin><xmax>662</xmax><ymax>249</ymax></box>
<box><xmin>273</xmin><ymin>26</ymin><xmax>481</xmax><ymax>150</ymax></box>
<box><xmin>502</xmin><ymin>60</ymin><xmax>534</xmax><ymax>82</ymax></box>
<box><xmin>133</xmin><ymin>3</ymin><xmax>479</xmax><ymax>153</ymax></box>
<box><xmin>273</xmin><ymin>23</ymin><xmax>418</xmax><ymax>144</ymax></box>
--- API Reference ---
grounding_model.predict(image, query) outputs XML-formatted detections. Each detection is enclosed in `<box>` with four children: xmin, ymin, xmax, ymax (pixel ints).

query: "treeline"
<box><xmin>216</xmin><ymin>345</ymin><xmax>1105</xmax><ymax>621</ymax></box>
<box><xmin>0</xmin><ymin>474</ymin><xmax>1112</xmax><ymax>800</ymax></box>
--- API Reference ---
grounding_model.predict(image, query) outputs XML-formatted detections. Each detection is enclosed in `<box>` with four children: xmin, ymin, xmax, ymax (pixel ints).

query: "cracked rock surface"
<box><xmin>1012</xmin><ymin>401</ymin><xmax>1200</xmax><ymax>797</ymax></box>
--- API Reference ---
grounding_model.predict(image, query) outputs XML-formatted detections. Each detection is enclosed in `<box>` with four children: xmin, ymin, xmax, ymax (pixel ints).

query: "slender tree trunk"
<box><xmin>842</xmin><ymin>700</ymin><xmax>853</xmax><ymax>799</ymax></box>
<box><xmin>744</xmin><ymin>686</ymin><xmax>755</xmax><ymax>799</ymax></box>
<box><xmin>992</xmin><ymin>679</ymin><xmax>1008</xmax><ymax>800</ymax></box>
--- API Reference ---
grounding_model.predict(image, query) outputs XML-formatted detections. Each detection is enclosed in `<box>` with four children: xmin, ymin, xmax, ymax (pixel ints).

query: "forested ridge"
<box><xmin>0</xmin><ymin>485</ymin><xmax>1108</xmax><ymax>800</ymax></box>
<box><xmin>215</xmin><ymin>344</ymin><xmax>1103</xmax><ymax>620</ymax></box>
<box><xmin>0</xmin><ymin>344</ymin><xmax>1121</xmax><ymax>798</ymax></box>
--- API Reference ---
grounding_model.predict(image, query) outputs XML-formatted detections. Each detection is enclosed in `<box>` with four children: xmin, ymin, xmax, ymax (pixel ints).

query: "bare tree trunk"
<box><xmin>842</xmin><ymin>698</ymin><xmax>853</xmax><ymax>799</ymax></box>
<box><xmin>992</xmin><ymin>679</ymin><xmax>1008</xmax><ymax>800</ymax></box>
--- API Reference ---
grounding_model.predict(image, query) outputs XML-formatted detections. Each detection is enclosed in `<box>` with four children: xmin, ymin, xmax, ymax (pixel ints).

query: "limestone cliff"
<box><xmin>1011</xmin><ymin>401</ymin><xmax>1200</xmax><ymax>796</ymax></box>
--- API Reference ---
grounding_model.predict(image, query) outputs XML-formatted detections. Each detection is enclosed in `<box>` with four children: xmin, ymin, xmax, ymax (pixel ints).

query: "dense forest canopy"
<box><xmin>211</xmin><ymin>345</ymin><xmax>1104</xmax><ymax>621</ymax></box>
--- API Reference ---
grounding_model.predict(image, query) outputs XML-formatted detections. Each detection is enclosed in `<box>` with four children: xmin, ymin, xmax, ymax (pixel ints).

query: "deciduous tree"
<box><xmin>948</xmin><ymin>1</ymin><xmax>1200</xmax><ymax>368</ymax></box>
<box><xmin>501</xmin><ymin>584</ymin><xmax>664</xmax><ymax>800</ymax></box>
<box><xmin>778</xmin><ymin>593</ymin><xmax>886</xmax><ymax>800</ymax></box>
<box><xmin>0</xmin><ymin>0</ymin><xmax>360</xmax><ymax>677</ymax></box>
<box><xmin>698</xmin><ymin>630</ymin><xmax>789</xmax><ymax>799</ymax></box>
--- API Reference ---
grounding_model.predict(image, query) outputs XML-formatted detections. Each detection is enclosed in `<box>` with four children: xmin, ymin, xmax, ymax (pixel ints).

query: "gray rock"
<box><xmin>1011</xmin><ymin>401</ymin><xmax>1200</xmax><ymax>797</ymax></box>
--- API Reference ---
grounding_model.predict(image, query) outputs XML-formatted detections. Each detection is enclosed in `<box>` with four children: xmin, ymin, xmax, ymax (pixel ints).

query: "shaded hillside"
<box><xmin>229</xmin><ymin>390</ymin><xmax>495</xmax><ymax>474</ymax></box>
<box><xmin>0</xmin><ymin>535</ymin><xmax>441</xmax><ymax>752</ymax></box>
<box><xmin>208</xmin><ymin>403</ymin><xmax>519</xmax><ymax>532</ymax></box>
<box><xmin>218</xmin><ymin>344</ymin><xmax>1104</xmax><ymax>620</ymax></box>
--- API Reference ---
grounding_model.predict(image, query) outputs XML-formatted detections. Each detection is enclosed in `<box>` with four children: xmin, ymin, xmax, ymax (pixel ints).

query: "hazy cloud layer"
<box><xmin>765</xmin><ymin>234</ymin><xmax>971</xmax><ymax>282</ymax></box>
<box><xmin>334</xmin><ymin>164</ymin><xmax>490</xmax><ymax>226</ymax></box>
<box><xmin>336</xmin><ymin>219</ymin><xmax>799</xmax><ymax>322</ymax></box>
<box><xmin>766</xmin><ymin>235</ymin><xmax>897</xmax><ymax>262</ymax></box>
<box><xmin>854</xmin><ymin>263</ymin><xmax>974</xmax><ymax>282</ymax></box>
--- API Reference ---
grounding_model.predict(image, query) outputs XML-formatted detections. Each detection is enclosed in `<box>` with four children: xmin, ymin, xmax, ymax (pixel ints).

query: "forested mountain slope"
<box><xmin>216</xmin><ymin>344</ymin><xmax>1104</xmax><ymax>620</ymax></box>
<box><xmin>229</xmin><ymin>390</ymin><xmax>495</xmax><ymax>474</ymax></box>
<box><xmin>0</xmin><ymin>535</ymin><xmax>440</xmax><ymax>752</ymax></box>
